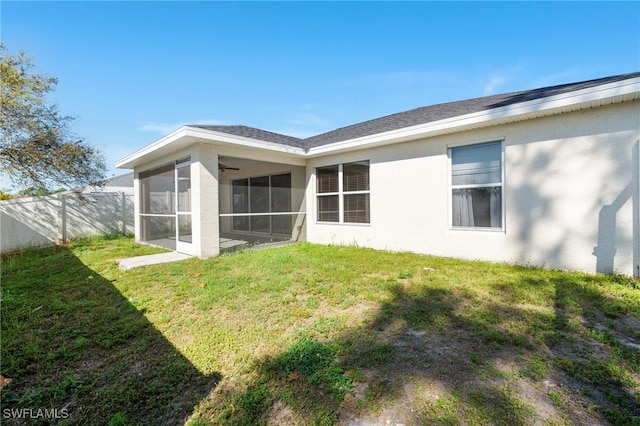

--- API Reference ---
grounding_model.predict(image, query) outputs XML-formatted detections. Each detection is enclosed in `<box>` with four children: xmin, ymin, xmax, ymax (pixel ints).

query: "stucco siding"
<box><xmin>503</xmin><ymin>106</ymin><xmax>638</xmax><ymax>274</ymax></box>
<box><xmin>192</xmin><ymin>144</ymin><xmax>220</xmax><ymax>258</ymax></box>
<box><xmin>306</xmin><ymin>101</ymin><xmax>639</xmax><ymax>276</ymax></box>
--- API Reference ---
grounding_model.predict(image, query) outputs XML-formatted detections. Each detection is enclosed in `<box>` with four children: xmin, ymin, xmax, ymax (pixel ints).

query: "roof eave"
<box><xmin>306</xmin><ymin>76</ymin><xmax>640</xmax><ymax>157</ymax></box>
<box><xmin>116</xmin><ymin>75</ymin><xmax>640</xmax><ymax>168</ymax></box>
<box><xmin>116</xmin><ymin>126</ymin><xmax>307</xmax><ymax>169</ymax></box>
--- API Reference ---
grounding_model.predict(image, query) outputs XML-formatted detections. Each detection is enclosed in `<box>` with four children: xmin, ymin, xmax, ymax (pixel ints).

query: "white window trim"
<box><xmin>316</xmin><ymin>162</ymin><xmax>371</xmax><ymax>225</ymax></box>
<box><xmin>448</xmin><ymin>141</ymin><xmax>506</xmax><ymax>232</ymax></box>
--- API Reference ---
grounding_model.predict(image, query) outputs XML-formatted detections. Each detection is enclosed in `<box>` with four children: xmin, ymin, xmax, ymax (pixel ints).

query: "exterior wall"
<box><xmin>192</xmin><ymin>144</ymin><xmax>220</xmax><ymax>258</ymax></box>
<box><xmin>306</xmin><ymin>101</ymin><xmax>640</xmax><ymax>276</ymax></box>
<box><xmin>0</xmin><ymin>192</ymin><xmax>134</xmax><ymax>253</ymax></box>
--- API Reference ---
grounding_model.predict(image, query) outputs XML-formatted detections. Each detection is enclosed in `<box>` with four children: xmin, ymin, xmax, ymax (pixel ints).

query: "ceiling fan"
<box><xmin>218</xmin><ymin>163</ymin><xmax>240</xmax><ymax>172</ymax></box>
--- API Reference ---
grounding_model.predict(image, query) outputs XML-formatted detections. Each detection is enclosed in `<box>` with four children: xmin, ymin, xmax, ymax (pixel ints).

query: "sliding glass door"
<box><xmin>231</xmin><ymin>173</ymin><xmax>292</xmax><ymax>235</ymax></box>
<box><xmin>271</xmin><ymin>173</ymin><xmax>292</xmax><ymax>234</ymax></box>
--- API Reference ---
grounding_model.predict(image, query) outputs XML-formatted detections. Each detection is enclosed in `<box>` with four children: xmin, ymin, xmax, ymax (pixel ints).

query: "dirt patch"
<box><xmin>267</xmin><ymin>400</ymin><xmax>297</xmax><ymax>425</ymax></box>
<box><xmin>332</xmin><ymin>309</ymin><xmax>622</xmax><ymax>426</ymax></box>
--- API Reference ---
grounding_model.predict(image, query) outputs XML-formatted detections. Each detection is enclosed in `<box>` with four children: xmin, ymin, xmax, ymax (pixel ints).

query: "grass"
<box><xmin>1</xmin><ymin>235</ymin><xmax>639</xmax><ymax>425</ymax></box>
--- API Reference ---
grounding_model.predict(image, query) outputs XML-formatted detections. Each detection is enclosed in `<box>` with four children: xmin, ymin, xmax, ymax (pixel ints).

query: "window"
<box><xmin>317</xmin><ymin>161</ymin><xmax>370</xmax><ymax>224</ymax></box>
<box><xmin>451</xmin><ymin>142</ymin><xmax>502</xmax><ymax>228</ymax></box>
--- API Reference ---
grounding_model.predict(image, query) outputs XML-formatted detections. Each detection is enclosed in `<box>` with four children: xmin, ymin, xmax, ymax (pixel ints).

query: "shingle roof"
<box><xmin>190</xmin><ymin>72</ymin><xmax>640</xmax><ymax>151</ymax></box>
<box><xmin>104</xmin><ymin>172</ymin><xmax>133</xmax><ymax>187</ymax></box>
<box><xmin>303</xmin><ymin>72</ymin><xmax>640</xmax><ymax>148</ymax></box>
<box><xmin>188</xmin><ymin>125</ymin><xmax>305</xmax><ymax>148</ymax></box>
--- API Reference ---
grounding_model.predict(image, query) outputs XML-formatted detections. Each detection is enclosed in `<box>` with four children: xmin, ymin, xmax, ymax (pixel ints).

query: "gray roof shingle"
<box><xmin>190</xmin><ymin>72</ymin><xmax>639</xmax><ymax>151</ymax></box>
<box><xmin>188</xmin><ymin>125</ymin><xmax>305</xmax><ymax>148</ymax></box>
<box><xmin>104</xmin><ymin>172</ymin><xmax>133</xmax><ymax>187</ymax></box>
<box><xmin>303</xmin><ymin>72</ymin><xmax>640</xmax><ymax>148</ymax></box>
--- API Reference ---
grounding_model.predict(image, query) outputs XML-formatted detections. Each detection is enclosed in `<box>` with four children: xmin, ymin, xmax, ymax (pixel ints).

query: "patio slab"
<box><xmin>245</xmin><ymin>240</ymin><xmax>298</xmax><ymax>251</ymax></box>
<box><xmin>118</xmin><ymin>251</ymin><xmax>192</xmax><ymax>270</ymax></box>
<box><xmin>220</xmin><ymin>237</ymin><xmax>248</xmax><ymax>252</ymax></box>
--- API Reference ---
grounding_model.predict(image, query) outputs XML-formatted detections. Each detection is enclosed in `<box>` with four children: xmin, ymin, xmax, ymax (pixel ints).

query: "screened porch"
<box><xmin>217</xmin><ymin>155</ymin><xmax>307</xmax><ymax>252</ymax></box>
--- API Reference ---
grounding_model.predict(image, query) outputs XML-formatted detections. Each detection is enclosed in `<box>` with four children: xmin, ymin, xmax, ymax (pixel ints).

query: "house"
<box><xmin>116</xmin><ymin>72</ymin><xmax>640</xmax><ymax>277</ymax></box>
<box><xmin>82</xmin><ymin>172</ymin><xmax>134</xmax><ymax>195</ymax></box>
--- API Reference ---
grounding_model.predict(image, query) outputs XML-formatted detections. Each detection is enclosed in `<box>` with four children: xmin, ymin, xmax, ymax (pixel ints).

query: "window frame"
<box><xmin>449</xmin><ymin>141</ymin><xmax>505</xmax><ymax>231</ymax></box>
<box><xmin>316</xmin><ymin>161</ymin><xmax>370</xmax><ymax>225</ymax></box>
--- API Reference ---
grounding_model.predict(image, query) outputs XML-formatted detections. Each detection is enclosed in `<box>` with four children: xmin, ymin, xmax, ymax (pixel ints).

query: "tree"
<box><xmin>17</xmin><ymin>186</ymin><xmax>66</xmax><ymax>197</ymax></box>
<box><xmin>0</xmin><ymin>45</ymin><xmax>106</xmax><ymax>191</ymax></box>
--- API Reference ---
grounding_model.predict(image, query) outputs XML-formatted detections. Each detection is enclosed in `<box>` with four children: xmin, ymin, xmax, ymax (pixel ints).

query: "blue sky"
<box><xmin>2</xmin><ymin>1</ymin><xmax>639</xmax><ymax>186</ymax></box>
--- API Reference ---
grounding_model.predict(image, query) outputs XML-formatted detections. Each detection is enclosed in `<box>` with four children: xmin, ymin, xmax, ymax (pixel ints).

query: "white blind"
<box><xmin>317</xmin><ymin>166</ymin><xmax>339</xmax><ymax>193</ymax></box>
<box><xmin>343</xmin><ymin>161</ymin><xmax>370</xmax><ymax>192</ymax></box>
<box><xmin>317</xmin><ymin>195</ymin><xmax>339</xmax><ymax>222</ymax></box>
<box><xmin>452</xmin><ymin>142</ymin><xmax>501</xmax><ymax>186</ymax></box>
<box><xmin>344</xmin><ymin>193</ymin><xmax>370</xmax><ymax>223</ymax></box>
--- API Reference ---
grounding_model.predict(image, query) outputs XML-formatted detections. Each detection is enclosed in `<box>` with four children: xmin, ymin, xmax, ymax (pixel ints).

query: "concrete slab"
<box><xmin>220</xmin><ymin>237</ymin><xmax>248</xmax><ymax>249</ymax></box>
<box><xmin>245</xmin><ymin>241</ymin><xmax>298</xmax><ymax>251</ymax></box>
<box><xmin>118</xmin><ymin>251</ymin><xmax>192</xmax><ymax>270</ymax></box>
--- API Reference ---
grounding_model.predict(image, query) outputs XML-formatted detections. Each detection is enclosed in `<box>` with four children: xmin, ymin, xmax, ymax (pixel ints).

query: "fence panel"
<box><xmin>0</xmin><ymin>192</ymin><xmax>134</xmax><ymax>254</ymax></box>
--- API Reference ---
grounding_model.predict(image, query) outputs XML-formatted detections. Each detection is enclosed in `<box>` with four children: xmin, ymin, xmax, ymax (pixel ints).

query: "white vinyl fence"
<box><xmin>0</xmin><ymin>192</ymin><xmax>134</xmax><ymax>254</ymax></box>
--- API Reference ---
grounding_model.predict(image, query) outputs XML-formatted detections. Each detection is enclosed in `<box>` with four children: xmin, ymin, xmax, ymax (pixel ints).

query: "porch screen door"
<box><xmin>175</xmin><ymin>159</ymin><xmax>192</xmax><ymax>254</ymax></box>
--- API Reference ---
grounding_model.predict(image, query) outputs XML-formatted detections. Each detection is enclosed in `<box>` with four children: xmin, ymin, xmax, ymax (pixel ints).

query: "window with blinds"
<box><xmin>316</xmin><ymin>161</ymin><xmax>370</xmax><ymax>224</ymax></box>
<box><xmin>317</xmin><ymin>165</ymin><xmax>339</xmax><ymax>193</ymax></box>
<box><xmin>450</xmin><ymin>142</ymin><xmax>503</xmax><ymax>229</ymax></box>
<box><xmin>343</xmin><ymin>161</ymin><xmax>369</xmax><ymax>192</ymax></box>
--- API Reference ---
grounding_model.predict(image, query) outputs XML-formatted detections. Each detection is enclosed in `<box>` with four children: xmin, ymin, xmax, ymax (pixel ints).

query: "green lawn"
<box><xmin>1</xmin><ymin>236</ymin><xmax>639</xmax><ymax>425</ymax></box>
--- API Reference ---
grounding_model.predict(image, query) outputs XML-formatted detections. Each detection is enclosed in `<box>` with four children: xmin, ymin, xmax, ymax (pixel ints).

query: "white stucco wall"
<box><xmin>192</xmin><ymin>144</ymin><xmax>220</xmax><ymax>258</ymax></box>
<box><xmin>305</xmin><ymin>101</ymin><xmax>640</xmax><ymax>276</ymax></box>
